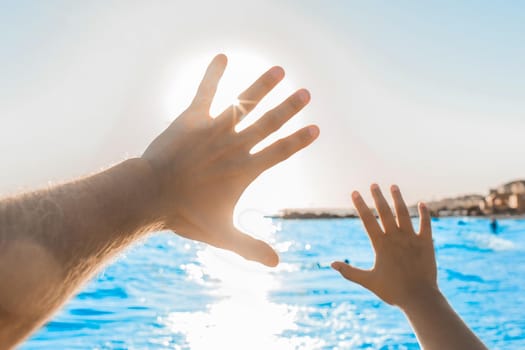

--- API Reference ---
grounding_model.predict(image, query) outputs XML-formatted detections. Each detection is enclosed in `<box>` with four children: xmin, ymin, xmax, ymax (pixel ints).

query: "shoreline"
<box><xmin>267</xmin><ymin>214</ymin><xmax>525</xmax><ymax>220</ymax></box>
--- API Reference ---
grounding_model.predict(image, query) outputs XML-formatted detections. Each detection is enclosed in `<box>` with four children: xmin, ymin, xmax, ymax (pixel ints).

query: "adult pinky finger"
<box><xmin>251</xmin><ymin>125</ymin><xmax>319</xmax><ymax>174</ymax></box>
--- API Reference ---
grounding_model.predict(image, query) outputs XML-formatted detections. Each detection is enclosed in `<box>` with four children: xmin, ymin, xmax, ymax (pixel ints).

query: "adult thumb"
<box><xmin>222</xmin><ymin>229</ymin><xmax>279</xmax><ymax>267</ymax></box>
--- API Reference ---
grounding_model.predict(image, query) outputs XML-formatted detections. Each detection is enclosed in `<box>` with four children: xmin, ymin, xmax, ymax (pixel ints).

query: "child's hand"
<box><xmin>332</xmin><ymin>184</ymin><xmax>438</xmax><ymax>308</ymax></box>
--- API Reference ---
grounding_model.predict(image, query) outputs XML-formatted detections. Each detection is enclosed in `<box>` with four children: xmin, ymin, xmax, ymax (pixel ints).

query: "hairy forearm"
<box><xmin>0</xmin><ymin>158</ymin><xmax>162</xmax><ymax>347</ymax></box>
<box><xmin>401</xmin><ymin>289</ymin><xmax>488</xmax><ymax>350</ymax></box>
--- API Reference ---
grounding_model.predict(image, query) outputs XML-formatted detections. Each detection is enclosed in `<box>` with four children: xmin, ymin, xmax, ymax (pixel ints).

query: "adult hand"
<box><xmin>142</xmin><ymin>54</ymin><xmax>319</xmax><ymax>267</ymax></box>
<box><xmin>332</xmin><ymin>184</ymin><xmax>437</xmax><ymax>307</ymax></box>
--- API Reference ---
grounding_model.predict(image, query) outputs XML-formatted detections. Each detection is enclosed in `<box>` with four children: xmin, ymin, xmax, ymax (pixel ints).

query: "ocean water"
<box><xmin>23</xmin><ymin>217</ymin><xmax>525</xmax><ymax>349</ymax></box>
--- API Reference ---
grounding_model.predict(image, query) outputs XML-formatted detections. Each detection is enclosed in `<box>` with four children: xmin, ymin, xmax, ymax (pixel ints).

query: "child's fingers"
<box><xmin>390</xmin><ymin>185</ymin><xmax>415</xmax><ymax>233</ymax></box>
<box><xmin>418</xmin><ymin>202</ymin><xmax>432</xmax><ymax>239</ymax></box>
<box><xmin>352</xmin><ymin>191</ymin><xmax>383</xmax><ymax>242</ymax></box>
<box><xmin>370</xmin><ymin>184</ymin><xmax>397</xmax><ymax>233</ymax></box>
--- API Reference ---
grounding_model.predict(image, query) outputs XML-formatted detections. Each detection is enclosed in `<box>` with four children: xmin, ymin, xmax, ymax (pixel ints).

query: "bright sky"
<box><xmin>1</xmin><ymin>1</ymin><xmax>524</xmax><ymax>213</ymax></box>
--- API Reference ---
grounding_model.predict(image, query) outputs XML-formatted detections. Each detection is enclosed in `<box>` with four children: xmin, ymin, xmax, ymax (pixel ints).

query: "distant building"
<box><xmin>275</xmin><ymin>208</ymin><xmax>357</xmax><ymax>219</ymax></box>
<box><xmin>480</xmin><ymin>180</ymin><xmax>525</xmax><ymax>214</ymax></box>
<box><xmin>274</xmin><ymin>180</ymin><xmax>525</xmax><ymax>219</ymax></box>
<box><xmin>425</xmin><ymin>194</ymin><xmax>485</xmax><ymax>217</ymax></box>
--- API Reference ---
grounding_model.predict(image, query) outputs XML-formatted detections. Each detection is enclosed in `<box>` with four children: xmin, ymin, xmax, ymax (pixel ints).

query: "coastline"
<box><xmin>267</xmin><ymin>212</ymin><xmax>525</xmax><ymax>220</ymax></box>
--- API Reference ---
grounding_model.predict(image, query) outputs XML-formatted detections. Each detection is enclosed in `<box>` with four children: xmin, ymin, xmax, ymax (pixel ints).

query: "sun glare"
<box><xmin>162</xmin><ymin>49</ymin><xmax>312</xmax><ymax>213</ymax></box>
<box><xmin>163</xmin><ymin>50</ymin><xmax>301</xmax><ymax>149</ymax></box>
<box><xmin>153</xmin><ymin>50</ymin><xmax>321</xmax><ymax>349</ymax></box>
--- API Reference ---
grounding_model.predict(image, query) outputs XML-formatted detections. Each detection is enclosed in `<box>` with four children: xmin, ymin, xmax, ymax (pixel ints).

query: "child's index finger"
<box><xmin>352</xmin><ymin>191</ymin><xmax>383</xmax><ymax>243</ymax></box>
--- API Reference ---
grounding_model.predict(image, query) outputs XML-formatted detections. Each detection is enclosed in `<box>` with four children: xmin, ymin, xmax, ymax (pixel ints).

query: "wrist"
<box><xmin>118</xmin><ymin>158</ymin><xmax>166</xmax><ymax>229</ymax></box>
<box><xmin>398</xmin><ymin>285</ymin><xmax>444</xmax><ymax>314</ymax></box>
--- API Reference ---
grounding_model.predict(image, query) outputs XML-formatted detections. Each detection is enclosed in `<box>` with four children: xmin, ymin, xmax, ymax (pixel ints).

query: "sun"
<box><xmin>162</xmin><ymin>49</ymin><xmax>310</xmax><ymax>213</ymax></box>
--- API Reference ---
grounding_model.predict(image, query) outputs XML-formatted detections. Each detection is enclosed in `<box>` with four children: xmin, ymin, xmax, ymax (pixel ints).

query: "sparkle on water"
<box><xmin>24</xmin><ymin>216</ymin><xmax>525</xmax><ymax>349</ymax></box>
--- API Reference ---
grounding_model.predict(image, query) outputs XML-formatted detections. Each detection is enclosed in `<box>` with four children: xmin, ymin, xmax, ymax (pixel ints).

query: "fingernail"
<box><xmin>331</xmin><ymin>263</ymin><xmax>340</xmax><ymax>271</ymax></box>
<box><xmin>352</xmin><ymin>191</ymin><xmax>360</xmax><ymax>199</ymax></box>
<box><xmin>391</xmin><ymin>184</ymin><xmax>400</xmax><ymax>192</ymax></box>
<box><xmin>308</xmin><ymin>125</ymin><xmax>319</xmax><ymax>138</ymax></box>
<box><xmin>215</xmin><ymin>53</ymin><xmax>227</xmax><ymax>64</ymax></box>
<box><xmin>296</xmin><ymin>89</ymin><xmax>310</xmax><ymax>103</ymax></box>
<box><xmin>371</xmin><ymin>183</ymin><xmax>380</xmax><ymax>191</ymax></box>
<box><xmin>270</xmin><ymin>66</ymin><xmax>284</xmax><ymax>79</ymax></box>
<box><xmin>419</xmin><ymin>202</ymin><xmax>426</xmax><ymax>209</ymax></box>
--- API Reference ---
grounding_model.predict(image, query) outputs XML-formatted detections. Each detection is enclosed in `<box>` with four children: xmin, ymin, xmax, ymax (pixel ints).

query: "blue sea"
<box><xmin>23</xmin><ymin>216</ymin><xmax>525</xmax><ymax>349</ymax></box>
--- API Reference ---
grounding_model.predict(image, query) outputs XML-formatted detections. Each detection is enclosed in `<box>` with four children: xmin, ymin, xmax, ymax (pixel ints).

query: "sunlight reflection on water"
<box><xmin>161</xmin><ymin>214</ymin><xmax>315</xmax><ymax>349</ymax></box>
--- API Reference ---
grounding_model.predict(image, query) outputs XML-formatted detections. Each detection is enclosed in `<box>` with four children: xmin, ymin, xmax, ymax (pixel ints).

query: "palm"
<box><xmin>143</xmin><ymin>54</ymin><xmax>318</xmax><ymax>266</ymax></box>
<box><xmin>332</xmin><ymin>185</ymin><xmax>437</xmax><ymax>307</ymax></box>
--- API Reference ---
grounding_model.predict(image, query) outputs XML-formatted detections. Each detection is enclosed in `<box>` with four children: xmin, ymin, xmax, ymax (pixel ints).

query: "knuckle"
<box><xmin>249</xmin><ymin>123</ymin><xmax>267</xmax><ymax>143</ymax></box>
<box><xmin>263</xmin><ymin>113</ymin><xmax>282</xmax><ymax>132</ymax></box>
<box><xmin>289</xmin><ymin>94</ymin><xmax>304</xmax><ymax>110</ymax></box>
<box><xmin>261</xmin><ymin>72</ymin><xmax>276</xmax><ymax>88</ymax></box>
<box><xmin>299</xmin><ymin>128</ymin><xmax>312</xmax><ymax>142</ymax></box>
<box><xmin>277</xmin><ymin>139</ymin><xmax>295</xmax><ymax>154</ymax></box>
